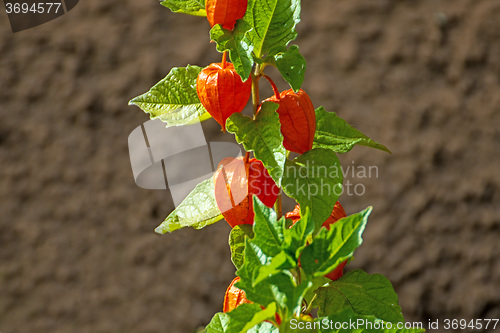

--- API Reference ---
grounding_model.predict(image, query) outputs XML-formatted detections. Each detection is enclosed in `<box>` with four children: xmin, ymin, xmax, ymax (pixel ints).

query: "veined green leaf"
<box><xmin>247</xmin><ymin>322</ymin><xmax>279</xmax><ymax>332</ymax></box>
<box><xmin>205</xmin><ymin>312</ymin><xmax>229</xmax><ymax>332</ymax></box>
<box><xmin>252</xmin><ymin>196</ymin><xmax>285</xmax><ymax>257</ymax></box>
<box><xmin>235</xmin><ymin>202</ymin><xmax>311</xmax><ymax>317</ymax></box>
<box><xmin>275</xmin><ymin>45</ymin><xmax>306</xmax><ymax>92</ymax></box>
<box><xmin>300</xmin><ymin>207</ymin><xmax>372</xmax><ymax>277</ymax></box>
<box><xmin>266</xmin><ymin>274</ymin><xmax>312</xmax><ymax>317</ymax></box>
<box><xmin>244</xmin><ymin>0</ymin><xmax>301</xmax><ymax>58</ymax></box>
<box><xmin>283</xmin><ymin>206</ymin><xmax>314</xmax><ymax>260</ymax></box>
<box><xmin>236</xmin><ymin>246</ymin><xmax>300</xmax><ymax>316</ymax></box>
<box><xmin>313</xmin><ymin>107</ymin><xmax>391</xmax><ymax>154</ymax></box>
<box><xmin>227</xmin><ymin>303</ymin><xmax>277</xmax><ymax>333</ymax></box>
<box><xmin>210</xmin><ymin>21</ymin><xmax>254</xmax><ymax>81</ymax></box>
<box><xmin>313</xmin><ymin>269</ymin><xmax>404</xmax><ymax>323</ymax></box>
<box><xmin>253</xmin><ymin>251</ymin><xmax>295</xmax><ymax>285</ymax></box>
<box><xmin>160</xmin><ymin>0</ymin><xmax>206</xmax><ymax>16</ymax></box>
<box><xmin>129</xmin><ymin>65</ymin><xmax>211</xmax><ymax>127</ymax></box>
<box><xmin>229</xmin><ymin>225</ymin><xmax>254</xmax><ymax>270</ymax></box>
<box><xmin>282</xmin><ymin>148</ymin><xmax>343</xmax><ymax>230</ymax></box>
<box><xmin>236</xmin><ymin>240</ymin><xmax>276</xmax><ymax>306</ymax></box>
<box><xmin>227</xmin><ymin>101</ymin><xmax>286</xmax><ymax>186</ymax></box>
<box><xmin>302</xmin><ymin>274</ymin><xmax>331</xmax><ymax>308</ymax></box>
<box><xmin>154</xmin><ymin>175</ymin><xmax>222</xmax><ymax>234</ymax></box>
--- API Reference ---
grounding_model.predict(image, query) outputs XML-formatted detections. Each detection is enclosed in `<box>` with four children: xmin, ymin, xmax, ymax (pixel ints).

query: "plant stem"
<box><xmin>274</xmin><ymin>192</ymin><xmax>282</xmax><ymax>219</ymax></box>
<box><xmin>251</xmin><ymin>66</ymin><xmax>261</xmax><ymax>117</ymax></box>
<box><xmin>304</xmin><ymin>294</ymin><xmax>317</xmax><ymax>315</ymax></box>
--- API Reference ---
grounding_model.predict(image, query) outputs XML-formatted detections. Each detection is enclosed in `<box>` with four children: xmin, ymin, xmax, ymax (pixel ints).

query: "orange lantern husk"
<box><xmin>223</xmin><ymin>277</ymin><xmax>252</xmax><ymax>312</ymax></box>
<box><xmin>206</xmin><ymin>0</ymin><xmax>248</xmax><ymax>30</ymax></box>
<box><xmin>214</xmin><ymin>157</ymin><xmax>278</xmax><ymax>228</ymax></box>
<box><xmin>263</xmin><ymin>88</ymin><xmax>316</xmax><ymax>154</ymax></box>
<box><xmin>197</xmin><ymin>61</ymin><xmax>251</xmax><ymax>132</ymax></box>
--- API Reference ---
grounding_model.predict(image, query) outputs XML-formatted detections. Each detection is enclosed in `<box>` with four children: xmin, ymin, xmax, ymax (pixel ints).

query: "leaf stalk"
<box><xmin>263</xmin><ymin>74</ymin><xmax>281</xmax><ymax>100</ymax></box>
<box><xmin>222</xmin><ymin>51</ymin><xmax>228</xmax><ymax>69</ymax></box>
<box><xmin>251</xmin><ymin>66</ymin><xmax>261</xmax><ymax>117</ymax></box>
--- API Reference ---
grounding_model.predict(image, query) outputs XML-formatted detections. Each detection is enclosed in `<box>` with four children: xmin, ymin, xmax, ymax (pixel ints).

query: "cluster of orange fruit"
<box><xmin>198</xmin><ymin>0</ymin><xmax>347</xmax><ymax>316</ymax></box>
<box><xmin>198</xmin><ymin>0</ymin><xmax>316</xmax><ymax>226</ymax></box>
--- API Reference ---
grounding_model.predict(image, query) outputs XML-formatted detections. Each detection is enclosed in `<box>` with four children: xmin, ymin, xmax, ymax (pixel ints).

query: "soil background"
<box><xmin>1</xmin><ymin>1</ymin><xmax>499</xmax><ymax>332</ymax></box>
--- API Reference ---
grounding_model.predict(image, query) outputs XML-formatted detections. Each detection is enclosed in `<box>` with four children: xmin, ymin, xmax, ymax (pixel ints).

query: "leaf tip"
<box><xmin>154</xmin><ymin>226</ymin><xmax>165</xmax><ymax>235</ymax></box>
<box><xmin>381</xmin><ymin>145</ymin><xmax>392</xmax><ymax>154</ymax></box>
<box><xmin>155</xmin><ymin>219</ymin><xmax>177</xmax><ymax>235</ymax></box>
<box><xmin>128</xmin><ymin>98</ymin><xmax>138</xmax><ymax>106</ymax></box>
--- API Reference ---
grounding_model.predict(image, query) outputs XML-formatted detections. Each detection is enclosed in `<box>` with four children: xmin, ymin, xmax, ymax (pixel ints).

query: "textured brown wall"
<box><xmin>0</xmin><ymin>1</ymin><xmax>499</xmax><ymax>332</ymax></box>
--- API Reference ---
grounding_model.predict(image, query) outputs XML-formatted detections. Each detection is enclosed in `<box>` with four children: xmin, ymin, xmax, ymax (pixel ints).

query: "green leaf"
<box><xmin>282</xmin><ymin>148</ymin><xmax>343</xmax><ymax>230</ymax></box>
<box><xmin>160</xmin><ymin>0</ymin><xmax>206</xmax><ymax>16</ymax></box>
<box><xmin>247</xmin><ymin>322</ymin><xmax>280</xmax><ymax>333</ymax></box>
<box><xmin>236</xmin><ymin>279</ymin><xmax>276</xmax><ymax>310</ymax></box>
<box><xmin>252</xmin><ymin>196</ymin><xmax>285</xmax><ymax>257</ymax></box>
<box><xmin>300</xmin><ymin>207</ymin><xmax>372</xmax><ymax>277</ymax></box>
<box><xmin>236</xmin><ymin>240</ymin><xmax>268</xmax><ymax>282</ymax></box>
<box><xmin>205</xmin><ymin>312</ymin><xmax>229</xmax><ymax>332</ymax></box>
<box><xmin>283</xmin><ymin>206</ymin><xmax>315</xmax><ymax>260</ymax></box>
<box><xmin>154</xmin><ymin>175</ymin><xmax>223</xmax><ymax>234</ymax></box>
<box><xmin>313</xmin><ymin>107</ymin><xmax>391</xmax><ymax>154</ymax></box>
<box><xmin>253</xmin><ymin>251</ymin><xmax>295</xmax><ymax>285</ymax></box>
<box><xmin>227</xmin><ymin>302</ymin><xmax>277</xmax><ymax>333</ymax></box>
<box><xmin>226</xmin><ymin>101</ymin><xmax>286</xmax><ymax>186</ymax></box>
<box><xmin>229</xmin><ymin>225</ymin><xmax>254</xmax><ymax>270</ymax></box>
<box><xmin>313</xmin><ymin>270</ymin><xmax>404</xmax><ymax>323</ymax></box>
<box><xmin>267</xmin><ymin>274</ymin><xmax>312</xmax><ymax>317</ymax></box>
<box><xmin>236</xmin><ymin>240</ymin><xmax>276</xmax><ymax>306</ymax></box>
<box><xmin>236</xmin><ymin>243</ymin><xmax>302</xmax><ymax>315</ymax></box>
<box><xmin>210</xmin><ymin>21</ymin><xmax>254</xmax><ymax>81</ymax></box>
<box><xmin>302</xmin><ymin>273</ymin><xmax>331</xmax><ymax>307</ymax></box>
<box><xmin>129</xmin><ymin>65</ymin><xmax>211</xmax><ymax>127</ymax></box>
<box><xmin>244</xmin><ymin>0</ymin><xmax>301</xmax><ymax>58</ymax></box>
<box><xmin>275</xmin><ymin>45</ymin><xmax>306</xmax><ymax>92</ymax></box>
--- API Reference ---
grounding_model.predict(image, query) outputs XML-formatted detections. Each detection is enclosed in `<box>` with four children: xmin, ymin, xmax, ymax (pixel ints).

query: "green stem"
<box><xmin>251</xmin><ymin>66</ymin><xmax>261</xmax><ymax>117</ymax></box>
<box><xmin>274</xmin><ymin>192</ymin><xmax>282</xmax><ymax>219</ymax></box>
<box><xmin>304</xmin><ymin>294</ymin><xmax>317</xmax><ymax>315</ymax></box>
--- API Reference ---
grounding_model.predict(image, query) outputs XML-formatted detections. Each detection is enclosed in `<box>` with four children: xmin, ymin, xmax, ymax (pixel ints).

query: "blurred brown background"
<box><xmin>1</xmin><ymin>1</ymin><xmax>499</xmax><ymax>332</ymax></box>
